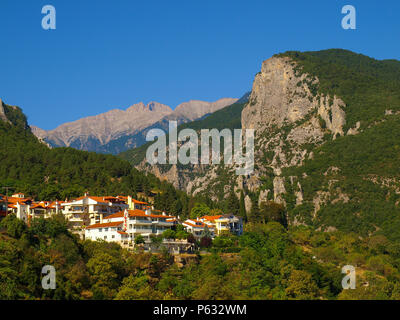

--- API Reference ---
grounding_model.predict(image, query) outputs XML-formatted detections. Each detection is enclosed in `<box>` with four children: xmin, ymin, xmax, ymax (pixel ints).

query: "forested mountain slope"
<box><xmin>120</xmin><ymin>49</ymin><xmax>400</xmax><ymax>240</ymax></box>
<box><xmin>0</xmin><ymin>99</ymin><xmax>185</xmax><ymax>204</ymax></box>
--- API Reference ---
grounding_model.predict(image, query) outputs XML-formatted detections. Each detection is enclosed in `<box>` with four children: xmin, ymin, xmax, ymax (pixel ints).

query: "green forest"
<box><xmin>0</xmin><ymin>102</ymin><xmax>192</xmax><ymax>213</ymax></box>
<box><xmin>2</xmin><ymin>214</ymin><xmax>400</xmax><ymax>300</ymax></box>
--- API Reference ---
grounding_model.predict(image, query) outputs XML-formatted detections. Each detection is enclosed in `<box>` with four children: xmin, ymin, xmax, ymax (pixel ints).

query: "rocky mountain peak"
<box><xmin>31</xmin><ymin>98</ymin><xmax>237</xmax><ymax>153</ymax></box>
<box><xmin>173</xmin><ymin>98</ymin><xmax>238</xmax><ymax>121</ymax></box>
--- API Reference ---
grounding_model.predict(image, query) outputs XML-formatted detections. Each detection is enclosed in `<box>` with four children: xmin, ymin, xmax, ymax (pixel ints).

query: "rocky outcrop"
<box><xmin>244</xmin><ymin>195</ymin><xmax>252</xmax><ymax>213</ymax></box>
<box><xmin>258</xmin><ymin>189</ymin><xmax>271</xmax><ymax>206</ymax></box>
<box><xmin>242</xmin><ymin>56</ymin><xmax>319</xmax><ymax>131</ymax></box>
<box><xmin>0</xmin><ymin>99</ymin><xmax>9</xmax><ymax>123</ymax></box>
<box><xmin>273</xmin><ymin>177</ymin><xmax>286</xmax><ymax>204</ymax></box>
<box><xmin>317</xmin><ymin>95</ymin><xmax>346</xmax><ymax>138</ymax></box>
<box><xmin>132</xmin><ymin>55</ymin><xmax>348</xmax><ymax>217</ymax></box>
<box><xmin>347</xmin><ymin>121</ymin><xmax>361</xmax><ymax>135</ymax></box>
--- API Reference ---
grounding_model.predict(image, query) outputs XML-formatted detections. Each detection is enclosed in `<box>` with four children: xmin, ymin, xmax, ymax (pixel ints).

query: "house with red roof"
<box><xmin>84</xmin><ymin>208</ymin><xmax>177</xmax><ymax>249</ymax></box>
<box><xmin>182</xmin><ymin>218</ymin><xmax>216</xmax><ymax>239</ymax></box>
<box><xmin>61</xmin><ymin>193</ymin><xmax>129</xmax><ymax>234</ymax></box>
<box><xmin>85</xmin><ymin>220</ymin><xmax>129</xmax><ymax>244</ymax></box>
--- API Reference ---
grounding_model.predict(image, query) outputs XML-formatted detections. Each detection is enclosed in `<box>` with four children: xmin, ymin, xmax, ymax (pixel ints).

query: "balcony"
<box><xmin>66</xmin><ymin>210</ymin><xmax>85</xmax><ymax>214</ymax></box>
<box><xmin>130</xmin><ymin>219</ymin><xmax>152</xmax><ymax>225</ymax></box>
<box><xmin>153</xmin><ymin>221</ymin><xmax>173</xmax><ymax>226</ymax></box>
<box><xmin>132</xmin><ymin>228</ymin><xmax>152</xmax><ymax>234</ymax></box>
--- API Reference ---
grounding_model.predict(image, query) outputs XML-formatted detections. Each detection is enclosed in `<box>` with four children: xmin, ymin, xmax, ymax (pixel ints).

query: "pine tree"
<box><xmin>239</xmin><ymin>190</ymin><xmax>247</xmax><ymax>220</ymax></box>
<box><xmin>226</xmin><ymin>187</ymin><xmax>239</xmax><ymax>215</ymax></box>
<box><xmin>248</xmin><ymin>195</ymin><xmax>259</xmax><ymax>223</ymax></box>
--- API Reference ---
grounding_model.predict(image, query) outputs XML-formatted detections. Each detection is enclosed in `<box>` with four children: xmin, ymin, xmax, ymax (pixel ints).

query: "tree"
<box><xmin>239</xmin><ymin>190</ymin><xmax>247</xmax><ymax>220</ymax></box>
<box><xmin>0</xmin><ymin>214</ymin><xmax>26</xmax><ymax>238</ymax></box>
<box><xmin>247</xmin><ymin>196</ymin><xmax>259</xmax><ymax>223</ymax></box>
<box><xmin>200</xmin><ymin>236</ymin><xmax>212</xmax><ymax>248</ymax></box>
<box><xmin>134</xmin><ymin>234</ymin><xmax>145</xmax><ymax>245</ymax></box>
<box><xmin>115</xmin><ymin>274</ymin><xmax>161</xmax><ymax>300</ymax></box>
<box><xmin>162</xmin><ymin>229</ymin><xmax>176</xmax><ymax>240</ymax></box>
<box><xmin>87</xmin><ymin>252</ymin><xmax>123</xmax><ymax>299</ymax></box>
<box><xmin>190</xmin><ymin>203</ymin><xmax>211</xmax><ymax>219</ymax></box>
<box><xmin>226</xmin><ymin>188</ymin><xmax>239</xmax><ymax>215</ymax></box>
<box><xmin>259</xmin><ymin>201</ymin><xmax>287</xmax><ymax>227</ymax></box>
<box><xmin>285</xmin><ymin>270</ymin><xmax>320</xmax><ymax>300</ymax></box>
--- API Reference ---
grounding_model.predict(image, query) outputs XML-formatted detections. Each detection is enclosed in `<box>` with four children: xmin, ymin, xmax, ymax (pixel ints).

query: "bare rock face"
<box><xmin>0</xmin><ymin>99</ymin><xmax>10</xmax><ymax>123</ymax></box>
<box><xmin>258</xmin><ymin>189</ymin><xmax>271</xmax><ymax>206</ymax></box>
<box><xmin>347</xmin><ymin>121</ymin><xmax>361</xmax><ymax>135</ymax></box>
<box><xmin>235</xmin><ymin>56</ymin><xmax>347</xmax><ymax>214</ymax></box>
<box><xmin>33</xmin><ymin>102</ymin><xmax>173</xmax><ymax>148</ymax></box>
<box><xmin>273</xmin><ymin>177</ymin><xmax>286</xmax><ymax>204</ymax></box>
<box><xmin>244</xmin><ymin>195</ymin><xmax>252</xmax><ymax>213</ymax></box>
<box><xmin>242</xmin><ymin>56</ymin><xmax>318</xmax><ymax>131</ymax></box>
<box><xmin>317</xmin><ymin>95</ymin><xmax>346</xmax><ymax>138</ymax></box>
<box><xmin>173</xmin><ymin>98</ymin><xmax>238</xmax><ymax>121</ymax></box>
<box><xmin>30</xmin><ymin>125</ymin><xmax>48</xmax><ymax>137</ymax></box>
<box><xmin>134</xmin><ymin>55</ymin><xmax>350</xmax><ymax>226</ymax></box>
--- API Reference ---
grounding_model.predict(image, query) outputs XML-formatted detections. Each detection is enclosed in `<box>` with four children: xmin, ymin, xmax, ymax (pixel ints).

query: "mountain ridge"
<box><xmin>121</xmin><ymin>49</ymin><xmax>400</xmax><ymax>239</ymax></box>
<box><xmin>32</xmin><ymin>98</ymin><xmax>237</xmax><ymax>154</ymax></box>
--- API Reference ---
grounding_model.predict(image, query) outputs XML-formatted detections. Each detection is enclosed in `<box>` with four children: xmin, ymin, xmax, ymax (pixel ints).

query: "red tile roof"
<box><xmin>85</xmin><ymin>221</ymin><xmax>123</xmax><ymax>229</ymax></box>
<box><xmin>130</xmin><ymin>199</ymin><xmax>148</xmax><ymax>204</ymax></box>
<box><xmin>6</xmin><ymin>197</ymin><xmax>31</xmax><ymax>204</ymax></box>
<box><xmin>72</xmin><ymin>196</ymin><xmax>125</xmax><ymax>204</ymax></box>
<box><xmin>183</xmin><ymin>220</ymin><xmax>212</xmax><ymax>229</ymax></box>
<box><xmin>106</xmin><ymin>209</ymin><xmax>175</xmax><ymax>220</ymax></box>
<box><xmin>201</xmin><ymin>215</ymin><xmax>223</xmax><ymax>222</ymax></box>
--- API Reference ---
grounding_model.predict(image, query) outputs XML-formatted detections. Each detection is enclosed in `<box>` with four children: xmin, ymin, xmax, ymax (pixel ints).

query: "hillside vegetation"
<box><xmin>266</xmin><ymin>50</ymin><xmax>400</xmax><ymax>238</ymax></box>
<box><xmin>3</xmin><ymin>214</ymin><xmax>400</xmax><ymax>300</ymax></box>
<box><xmin>119</xmin><ymin>101</ymin><xmax>246</xmax><ymax>166</ymax></box>
<box><xmin>0</xmin><ymin>101</ymin><xmax>185</xmax><ymax>205</ymax></box>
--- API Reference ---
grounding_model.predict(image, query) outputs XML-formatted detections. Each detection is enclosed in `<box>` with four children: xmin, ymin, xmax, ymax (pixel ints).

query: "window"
<box><xmin>99</xmin><ymin>228</ymin><xmax>102</xmax><ymax>232</ymax></box>
<box><xmin>104</xmin><ymin>236</ymin><xmax>107</xmax><ymax>240</ymax></box>
<box><xmin>105</xmin><ymin>228</ymin><xmax>109</xmax><ymax>232</ymax></box>
<box><xmin>112</xmin><ymin>235</ymin><xmax>115</xmax><ymax>239</ymax></box>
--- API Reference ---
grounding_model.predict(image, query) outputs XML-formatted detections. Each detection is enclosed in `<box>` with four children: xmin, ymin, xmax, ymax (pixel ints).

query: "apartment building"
<box><xmin>184</xmin><ymin>214</ymin><xmax>243</xmax><ymax>238</ymax></box>
<box><xmin>6</xmin><ymin>194</ymin><xmax>32</xmax><ymax>223</ymax></box>
<box><xmin>85</xmin><ymin>208</ymin><xmax>176</xmax><ymax>247</ymax></box>
<box><xmin>213</xmin><ymin>214</ymin><xmax>243</xmax><ymax>236</ymax></box>
<box><xmin>182</xmin><ymin>218</ymin><xmax>216</xmax><ymax>239</ymax></box>
<box><xmin>85</xmin><ymin>221</ymin><xmax>129</xmax><ymax>243</ymax></box>
<box><xmin>61</xmin><ymin>194</ymin><xmax>129</xmax><ymax>231</ymax></box>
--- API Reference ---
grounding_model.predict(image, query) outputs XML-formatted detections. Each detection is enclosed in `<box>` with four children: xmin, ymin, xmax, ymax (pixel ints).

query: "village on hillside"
<box><xmin>0</xmin><ymin>192</ymin><xmax>243</xmax><ymax>254</ymax></box>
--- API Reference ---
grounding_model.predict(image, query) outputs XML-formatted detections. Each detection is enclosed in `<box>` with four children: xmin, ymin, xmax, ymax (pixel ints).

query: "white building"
<box><xmin>85</xmin><ymin>220</ymin><xmax>129</xmax><ymax>243</ymax></box>
<box><xmin>184</xmin><ymin>214</ymin><xmax>243</xmax><ymax>238</ymax></box>
<box><xmin>61</xmin><ymin>195</ymin><xmax>129</xmax><ymax>231</ymax></box>
<box><xmin>182</xmin><ymin>218</ymin><xmax>216</xmax><ymax>239</ymax></box>
<box><xmin>213</xmin><ymin>214</ymin><xmax>243</xmax><ymax>236</ymax></box>
<box><xmin>84</xmin><ymin>208</ymin><xmax>176</xmax><ymax>249</ymax></box>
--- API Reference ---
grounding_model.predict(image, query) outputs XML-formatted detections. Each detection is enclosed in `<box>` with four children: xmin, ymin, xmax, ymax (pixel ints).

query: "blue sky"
<box><xmin>0</xmin><ymin>0</ymin><xmax>399</xmax><ymax>130</ymax></box>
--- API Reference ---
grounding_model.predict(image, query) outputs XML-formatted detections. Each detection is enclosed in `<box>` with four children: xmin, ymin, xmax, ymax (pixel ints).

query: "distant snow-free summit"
<box><xmin>31</xmin><ymin>98</ymin><xmax>238</xmax><ymax>154</ymax></box>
